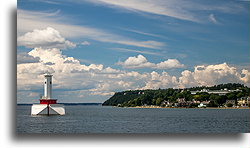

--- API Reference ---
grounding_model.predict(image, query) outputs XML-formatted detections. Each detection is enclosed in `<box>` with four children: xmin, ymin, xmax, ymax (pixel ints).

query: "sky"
<box><xmin>17</xmin><ymin>0</ymin><xmax>249</xmax><ymax>103</ymax></box>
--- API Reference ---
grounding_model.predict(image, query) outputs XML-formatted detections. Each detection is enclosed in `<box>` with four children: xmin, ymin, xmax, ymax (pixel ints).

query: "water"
<box><xmin>17</xmin><ymin>105</ymin><xmax>249</xmax><ymax>133</ymax></box>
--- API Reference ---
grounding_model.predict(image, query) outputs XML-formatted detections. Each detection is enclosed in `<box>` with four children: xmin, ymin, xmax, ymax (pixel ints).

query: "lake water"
<box><xmin>17</xmin><ymin>105</ymin><xmax>249</xmax><ymax>133</ymax></box>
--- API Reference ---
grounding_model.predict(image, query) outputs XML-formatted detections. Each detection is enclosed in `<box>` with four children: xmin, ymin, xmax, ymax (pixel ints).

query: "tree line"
<box><xmin>102</xmin><ymin>83</ymin><xmax>249</xmax><ymax>107</ymax></box>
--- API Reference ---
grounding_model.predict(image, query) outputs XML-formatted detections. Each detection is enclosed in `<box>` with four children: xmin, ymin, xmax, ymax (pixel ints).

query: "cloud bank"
<box><xmin>117</xmin><ymin>54</ymin><xmax>184</xmax><ymax>69</ymax></box>
<box><xmin>17</xmin><ymin>27</ymin><xmax>76</xmax><ymax>49</ymax></box>
<box><xmin>17</xmin><ymin>48</ymin><xmax>249</xmax><ymax>103</ymax></box>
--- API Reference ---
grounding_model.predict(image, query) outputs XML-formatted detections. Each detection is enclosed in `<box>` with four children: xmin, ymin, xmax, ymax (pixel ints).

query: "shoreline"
<box><xmin>116</xmin><ymin>106</ymin><xmax>249</xmax><ymax>109</ymax></box>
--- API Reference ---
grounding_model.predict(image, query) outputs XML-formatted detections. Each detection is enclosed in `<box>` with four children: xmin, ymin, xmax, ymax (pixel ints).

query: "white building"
<box><xmin>191</xmin><ymin>88</ymin><xmax>241</xmax><ymax>95</ymax></box>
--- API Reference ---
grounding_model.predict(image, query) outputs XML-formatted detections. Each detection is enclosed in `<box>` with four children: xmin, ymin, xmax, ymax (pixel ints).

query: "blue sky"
<box><xmin>17</xmin><ymin>0</ymin><xmax>249</xmax><ymax>103</ymax></box>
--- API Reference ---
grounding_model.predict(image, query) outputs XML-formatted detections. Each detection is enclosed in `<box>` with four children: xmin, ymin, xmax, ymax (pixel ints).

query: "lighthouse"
<box><xmin>44</xmin><ymin>73</ymin><xmax>52</xmax><ymax>99</ymax></box>
<box><xmin>31</xmin><ymin>73</ymin><xmax>65</xmax><ymax>115</ymax></box>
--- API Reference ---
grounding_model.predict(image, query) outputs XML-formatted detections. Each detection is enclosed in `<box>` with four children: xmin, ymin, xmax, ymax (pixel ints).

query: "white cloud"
<box><xmin>17</xmin><ymin>27</ymin><xmax>76</xmax><ymax>49</ymax></box>
<box><xmin>17</xmin><ymin>48</ymin><xmax>144</xmax><ymax>102</ymax></box>
<box><xmin>17</xmin><ymin>48</ymin><xmax>249</xmax><ymax>103</ymax></box>
<box><xmin>208</xmin><ymin>14</ymin><xmax>220</xmax><ymax>24</ymax></box>
<box><xmin>28</xmin><ymin>92</ymin><xmax>39</xmax><ymax>97</ymax></box>
<box><xmin>17</xmin><ymin>9</ymin><xmax>164</xmax><ymax>49</ymax></box>
<box><xmin>86</xmin><ymin>0</ymin><xmax>246</xmax><ymax>23</ymax></box>
<box><xmin>179</xmin><ymin>70</ymin><xmax>198</xmax><ymax>88</ymax></box>
<box><xmin>112</xmin><ymin>48</ymin><xmax>161</xmax><ymax>56</ymax></box>
<box><xmin>121</xmin><ymin>28</ymin><xmax>163</xmax><ymax>38</ymax></box>
<box><xmin>156</xmin><ymin>59</ymin><xmax>184</xmax><ymax>69</ymax></box>
<box><xmin>142</xmin><ymin>71</ymin><xmax>179</xmax><ymax>89</ymax></box>
<box><xmin>17</xmin><ymin>52</ymin><xmax>40</xmax><ymax>64</ymax></box>
<box><xmin>29</xmin><ymin>48</ymin><xmax>65</xmax><ymax>65</ymax></box>
<box><xmin>118</xmin><ymin>54</ymin><xmax>154</xmax><ymax>69</ymax></box>
<box><xmin>18</xmin><ymin>48</ymin><xmax>107</xmax><ymax>94</ymax></box>
<box><xmin>101</xmin><ymin>67</ymin><xmax>122</xmax><ymax>74</ymax></box>
<box><xmin>240</xmin><ymin>69</ymin><xmax>249</xmax><ymax>83</ymax></box>
<box><xmin>123</xmin><ymin>55</ymin><xmax>148</xmax><ymax>66</ymax></box>
<box><xmin>142</xmin><ymin>63</ymin><xmax>249</xmax><ymax>89</ymax></box>
<box><xmin>193</xmin><ymin>63</ymin><xmax>239</xmax><ymax>86</ymax></box>
<box><xmin>28</xmin><ymin>48</ymin><xmax>103</xmax><ymax>73</ymax></box>
<box><xmin>178</xmin><ymin>63</ymin><xmax>248</xmax><ymax>88</ymax></box>
<box><xmin>17</xmin><ymin>62</ymin><xmax>55</xmax><ymax>90</ymax></box>
<box><xmin>81</xmin><ymin>41</ymin><xmax>90</xmax><ymax>46</ymax></box>
<box><xmin>88</xmin><ymin>0</ymin><xmax>200</xmax><ymax>22</ymax></box>
<box><xmin>114</xmin><ymin>40</ymin><xmax>164</xmax><ymax>49</ymax></box>
<box><xmin>90</xmin><ymin>91</ymin><xmax>115</xmax><ymax>96</ymax></box>
<box><xmin>117</xmin><ymin>54</ymin><xmax>184</xmax><ymax>69</ymax></box>
<box><xmin>90</xmin><ymin>80</ymin><xmax>134</xmax><ymax>93</ymax></box>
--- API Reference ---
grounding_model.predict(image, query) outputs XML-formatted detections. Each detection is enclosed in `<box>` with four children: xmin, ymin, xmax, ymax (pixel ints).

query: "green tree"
<box><xmin>199</xmin><ymin>92</ymin><xmax>209</xmax><ymax>101</ymax></box>
<box><xmin>152</xmin><ymin>99</ymin><xmax>156</xmax><ymax>105</ymax></box>
<box><xmin>227</xmin><ymin>93</ymin><xmax>236</xmax><ymax>100</ymax></box>
<box><xmin>134</xmin><ymin>98</ymin><xmax>142</xmax><ymax>106</ymax></box>
<box><xmin>102</xmin><ymin>83</ymin><xmax>249</xmax><ymax>107</ymax></box>
<box><xmin>176</xmin><ymin>93</ymin><xmax>184</xmax><ymax>98</ymax></box>
<box><xmin>168</xmin><ymin>96</ymin><xmax>175</xmax><ymax>103</ymax></box>
<box><xmin>156</xmin><ymin>98</ymin><xmax>163</xmax><ymax>106</ymax></box>
<box><xmin>193</xmin><ymin>94</ymin><xmax>201</xmax><ymax>101</ymax></box>
<box><xmin>209</xmin><ymin>94</ymin><xmax>216</xmax><ymax>101</ymax></box>
<box><xmin>207</xmin><ymin>100</ymin><xmax>218</xmax><ymax>107</ymax></box>
<box><xmin>214</xmin><ymin>95</ymin><xmax>227</xmax><ymax>106</ymax></box>
<box><xmin>214</xmin><ymin>96</ymin><xmax>221</xmax><ymax>106</ymax></box>
<box><xmin>236</xmin><ymin>92</ymin><xmax>244</xmax><ymax>99</ymax></box>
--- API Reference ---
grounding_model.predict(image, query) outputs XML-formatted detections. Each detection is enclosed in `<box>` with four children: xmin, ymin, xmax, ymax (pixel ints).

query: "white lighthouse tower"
<box><xmin>44</xmin><ymin>73</ymin><xmax>52</xmax><ymax>99</ymax></box>
<box><xmin>31</xmin><ymin>73</ymin><xmax>65</xmax><ymax>115</ymax></box>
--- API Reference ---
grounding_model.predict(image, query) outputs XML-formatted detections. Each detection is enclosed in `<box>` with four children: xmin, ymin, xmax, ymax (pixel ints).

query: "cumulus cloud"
<box><xmin>100</xmin><ymin>67</ymin><xmax>122</xmax><ymax>74</ymax></box>
<box><xmin>156</xmin><ymin>59</ymin><xmax>185</xmax><ymax>69</ymax></box>
<box><xmin>17</xmin><ymin>48</ymin><xmax>138</xmax><ymax>102</ymax></box>
<box><xmin>17</xmin><ymin>52</ymin><xmax>40</xmax><ymax>64</ymax></box>
<box><xmin>240</xmin><ymin>69</ymin><xmax>249</xmax><ymax>83</ymax></box>
<box><xmin>179</xmin><ymin>70</ymin><xmax>198</xmax><ymax>87</ymax></box>
<box><xmin>142</xmin><ymin>71</ymin><xmax>178</xmax><ymax>89</ymax></box>
<box><xmin>193</xmin><ymin>63</ymin><xmax>240</xmax><ymax>85</ymax></box>
<box><xmin>44</xmin><ymin>62</ymin><xmax>55</xmax><ymax>65</ymax></box>
<box><xmin>179</xmin><ymin>63</ymin><xmax>249</xmax><ymax>88</ymax></box>
<box><xmin>117</xmin><ymin>54</ymin><xmax>184</xmax><ymax>69</ymax></box>
<box><xmin>17</xmin><ymin>27</ymin><xmax>76</xmax><ymax>49</ymax></box>
<box><xmin>17</xmin><ymin>48</ymin><xmax>249</xmax><ymax>103</ymax></box>
<box><xmin>142</xmin><ymin>63</ymin><xmax>249</xmax><ymax>89</ymax></box>
<box><xmin>117</xmin><ymin>55</ymin><xmax>154</xmax><ymax>69</ymax></box>
<box><xmin>90</xmin><ymin>80</ymin><xmax>134</xmax><ymax>94</ymax></box>
<box><xmin>28</xmin><ymin>48</ymin><xmax>103</xmax><ymax>73</ymax></box>
<box><xmin>17</xmin><ymin>62</ymin><xmax>55</xmax><ymax>90</ymax></box>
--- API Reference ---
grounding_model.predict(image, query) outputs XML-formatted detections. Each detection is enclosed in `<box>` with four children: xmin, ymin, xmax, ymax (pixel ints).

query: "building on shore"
<box><xmin>225</xmin><ymin>100</ymin><xmax>236</xmax><ymax>107</ymax></box>
<box><xmin>190</xmin><ymin>88</ymin><xmax>242</xmax><ymax>95</ymax></box>
<box><xmin>237</xmin><ymin>97</ymin><xmax>249</xmax><ymax>107</ymax></box>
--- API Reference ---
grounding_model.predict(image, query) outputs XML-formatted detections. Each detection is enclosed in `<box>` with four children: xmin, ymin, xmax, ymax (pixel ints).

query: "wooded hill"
<box><xmin>102</xmin><ymin>83</ymin><xmax>249</xmax><ymax>107</ymax></box>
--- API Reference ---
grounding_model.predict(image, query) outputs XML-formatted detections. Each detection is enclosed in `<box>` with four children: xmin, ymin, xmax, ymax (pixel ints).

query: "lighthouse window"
<box><xmin>45</xmin><ymin>82</ymin><xmax>46</xmax><ymax>84</ymax></box>
<box><xmin>50</xmin><ymin>81</ymin><xmax>52</xmax><ymax>84</ymax></box>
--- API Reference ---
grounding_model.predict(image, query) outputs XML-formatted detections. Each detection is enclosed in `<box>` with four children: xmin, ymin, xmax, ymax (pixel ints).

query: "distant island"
<box><xmin>102</xmin><ymin>83</ymin><xmax>249</xmax><ymax>108</ymax></box>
